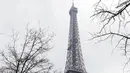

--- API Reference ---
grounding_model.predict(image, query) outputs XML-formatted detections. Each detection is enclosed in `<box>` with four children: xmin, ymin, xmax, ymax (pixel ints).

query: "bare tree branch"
<box><xmin>0</xmin><ymin>27</ymin><xmax>54</xmax><ymax>73</ymax></box>
<box><xmin>92</xmin><ymin>0</ymin><xmax>130</xmax><ymax>72</ymax></box>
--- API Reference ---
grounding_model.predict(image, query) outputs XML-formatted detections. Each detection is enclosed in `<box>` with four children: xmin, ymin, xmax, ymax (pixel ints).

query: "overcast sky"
<box><xmin>0</xmin><ymin>0</ymin><xmax>128</xmax><ymax>73</ymax></box>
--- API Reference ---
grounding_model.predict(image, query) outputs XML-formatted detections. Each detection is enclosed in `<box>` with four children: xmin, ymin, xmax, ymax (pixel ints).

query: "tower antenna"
<box><xmin>72</xmin><ymin>0</ymin><xmax>74</xmax><ymax>6</ymax></box>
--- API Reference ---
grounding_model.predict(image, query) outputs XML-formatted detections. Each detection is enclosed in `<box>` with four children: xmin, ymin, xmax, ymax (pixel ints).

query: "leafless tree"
<box><xmin>0</xmin><ymin>27</ymin><xmax>53</xmax><ymax>73</ymax></box>
<box><xmin>92</xmin><ymin>0</ymin><xmax>130</xmax><ymax>71</ymax></box>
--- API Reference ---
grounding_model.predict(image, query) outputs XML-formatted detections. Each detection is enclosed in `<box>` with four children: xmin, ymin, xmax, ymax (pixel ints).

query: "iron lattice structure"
<box><xmin>65</xmin><ymin>4</ymin><xmax>87</xmax><ymax>73</ymax></box>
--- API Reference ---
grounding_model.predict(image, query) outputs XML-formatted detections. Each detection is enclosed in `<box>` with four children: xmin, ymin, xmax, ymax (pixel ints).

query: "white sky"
<box><xmin>0</xmin><ymin>0</ymin><xmax>128</xmax><ymax>73</ymax></box>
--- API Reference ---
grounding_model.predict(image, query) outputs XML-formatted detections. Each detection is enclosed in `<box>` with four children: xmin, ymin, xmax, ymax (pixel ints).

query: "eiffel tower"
<box><xmin>64</xmin><ymin>2</ymin><xmax>87</xmax><ymax>73</ymax></box>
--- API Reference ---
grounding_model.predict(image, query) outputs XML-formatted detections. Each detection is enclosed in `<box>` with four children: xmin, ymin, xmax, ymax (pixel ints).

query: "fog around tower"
<box><xmin>0</xmin><ymin>0</ymin><xmax>126</xmax><ymax>73</ymax></box>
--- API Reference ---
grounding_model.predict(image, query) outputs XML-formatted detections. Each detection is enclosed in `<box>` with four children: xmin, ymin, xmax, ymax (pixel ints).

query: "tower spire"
<box><xmin>72</xmin><ymin>0</ymin><xmax>74</xmax><ymax>6</ymax></box>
